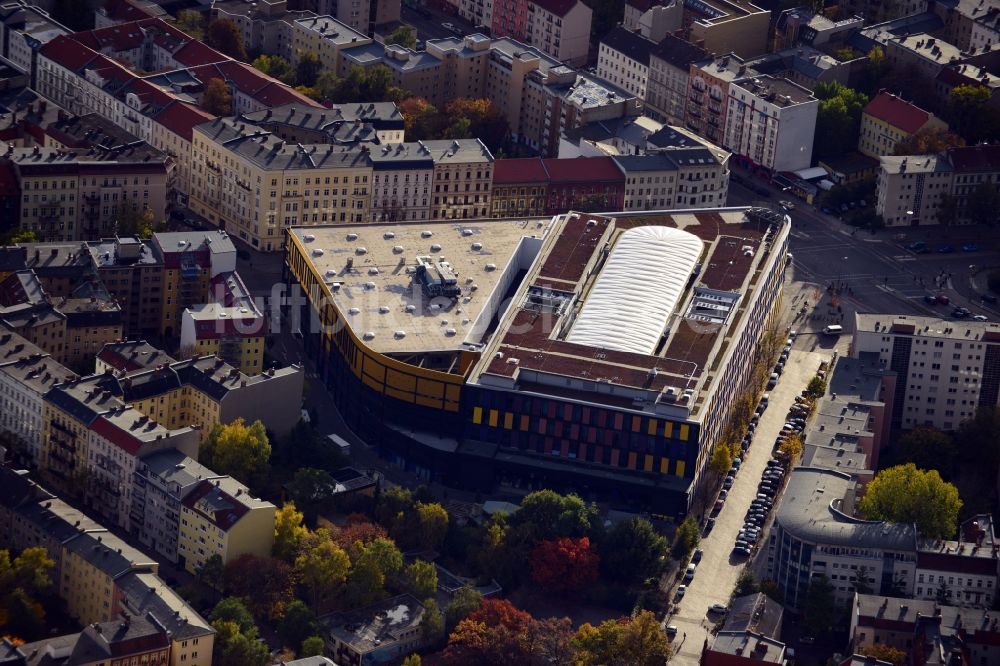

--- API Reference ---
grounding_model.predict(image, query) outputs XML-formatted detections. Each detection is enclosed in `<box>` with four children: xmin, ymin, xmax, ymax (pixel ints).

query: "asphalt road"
<box><xmin>400</xmin><ymin>4</ymin><xmax>480</xmax><ymax>42</ymax></box>
<box><xmin>666</xmin><ymin>349</ymin><xmax>831</xmax><ymax>666</ymax></box>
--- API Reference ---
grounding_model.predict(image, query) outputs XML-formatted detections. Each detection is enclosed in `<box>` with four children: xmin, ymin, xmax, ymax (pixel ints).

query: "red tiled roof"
<box><xmin>493</xmin><ymin>157</ymin><xmax>550</xmax><ymax>184</ymax></box>
<box><xmin>89</xmin><ymin>415</ymin><xmax>143</xmax><ymax>455</ymax></box>
<box><xmin>101</xmin><ymin>0</ymin><xmax>156</xmax><ymax>22</ymax></box>
<box><xmin>863</xmin><ymin>92</ymin><xmax>933</xmax><ymax>135</ymax></box>
<box><xmin>172</xmin><ymin>39</ymin><xmax>225</xmax><ymax>68</ymax></box>
<box><xmin>250</xmin><ymin>80</ymin><xmax>320</xmax><ymax>107</ymax></box>
<box><xmin>541</xmin><ymin>156</ymin><xmax>625</xmax><ymax>183</ymax></box>
<box><xmin>182</xmin><ymin>480</ymin><xmax>251</xmax><ymax>530</ymax></box>
<box><xmin>947</xmin><ymin>144</ymin><xmax>1000</xmax><ymax>172</ymax></box>
<box><xmin>39</xmin><ymin>35</ymin><xmax>101</xmax><ymax>70</ymax></box>
<box><xmin>153</xmin><ymin>100</ymin><xmax>215</xmax><ymax>141</ymax></box>
<box><xmin>531</xmin><ymin>0</ymin><xmax>579</xmax><ymax>18</ymax></box>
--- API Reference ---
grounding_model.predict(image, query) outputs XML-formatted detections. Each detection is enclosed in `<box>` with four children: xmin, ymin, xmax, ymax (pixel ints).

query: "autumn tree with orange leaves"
<box><xmin>441</xmin><ymin>598</ymin><xmax>572</xmax><ymax>666</ymax></box>
<box><xmin>530</xmin><ymin>536</ymin><xmax>599</xmax><ymax>594</ymax></box>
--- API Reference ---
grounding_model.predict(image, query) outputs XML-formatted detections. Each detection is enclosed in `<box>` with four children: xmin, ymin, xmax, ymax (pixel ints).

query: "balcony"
<box><xmin>689</xmin><ymin>94</ymin><xmax>703</xmax><ymax>105</ymax></box>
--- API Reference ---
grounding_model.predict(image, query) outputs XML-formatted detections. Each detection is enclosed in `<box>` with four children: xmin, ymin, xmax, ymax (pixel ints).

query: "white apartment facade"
<box><xmin>596</xmin><ymin>26</ymin><xmax>654</xmax><ymax>100</ymax></box>
<box><xmin>370</xmin><ymin>143</ymin><xmax>434</xmax><ymax>222</ymax></box>
<box><xmin>851</xmin><ymin>314</ymin><xmax>1000</xmax><ymax>432</ymax></box>
<box><xmin>723</xmin><ymin>74</ymin><xmax>818</xmax><ymax>173</ymax></box>
<box><xmin>646</xmin><ymin>34</ymin><xmax>711</xmax><ymax>126</ymax></box>
<box><xmin>524</xmin><ymin>0</ymin><xmax>592</xmax><ymax>67</ymax></box>
<box><xmin>0</xmin><ymin>334</ymin><xmax>68</xmax><ymax>467</ymax></box>
<box><xmin>875</xmin><ymin>155</ymin><xmax>954</xmax><ymax>227</ymax></box>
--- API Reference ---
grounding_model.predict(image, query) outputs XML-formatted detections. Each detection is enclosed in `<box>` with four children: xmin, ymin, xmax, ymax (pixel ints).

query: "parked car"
<box><xmin>734</xmin><ymin>546</ymin><xmax>751</xmax><ymax>556</ymax></box>
<box><xmin>953</xmin><ymin>307</ymin><xmax>971</xmax><ymax>318</ymax></box>
<box><xmin>676</xmin><ymin>585</ymin><xmax>686</xmax><ymax>599</ymax></box>
<box><xmin>684</xmin><ymin>564</ymin><xmax>696</xmax><ymax>581</ymax></box>
<box><xmin>938</xmin><ymin>245</ymin><xmax>955</xmax><ymax>253</ymax></box>
<box><xmin>924</xmin><ymin>294</ymin><xmax>937</xmax><ymax>304</ymax></box>
<box><xmin>705</xmin><ymin>517</ymin><xmax>716</xmax><ymax>532</ymax></box>
<box><xmin>767</xmin><ymin>373</ymin><xmax>779</xmax><ymax>389</ymax></box>
<box><xmin>963</xmin><ymin>243</ymin><xmax>980</xmax><ymax>252</ymax></box>
<box><xmin>723</xmin><ymin>477</ymin><xmax>733</xmax><ymax>489</ymax></box>
<box><xmin>666</xmin><ymin>625</ymin><xmax>678</xmax><ymax>638</ymax></box>
<box><xmin>974</xmin><ymin>314</ymin><xmax>989</xmax><ymax>321</ymax></box>
<box><xmin>709</xmin><ymin>604</ymin><xmax>728</xmax><ymax>614</ymax></box>
<box><xmin>693</xmin><ymin>549</ymin><xmax>703</xmax><ymax>563</ymax></box>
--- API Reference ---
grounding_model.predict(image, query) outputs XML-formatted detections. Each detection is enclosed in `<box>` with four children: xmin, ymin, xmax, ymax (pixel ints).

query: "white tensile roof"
<box><xmin>566</xmin><ymin>226</ymin><xmax>704</xmax><ymax>355</ymax></box>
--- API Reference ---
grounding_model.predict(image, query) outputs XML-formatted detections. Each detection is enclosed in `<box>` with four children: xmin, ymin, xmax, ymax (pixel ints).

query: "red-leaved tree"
<box><xmin>530</xmin><ymin>537</ymin><xmax>599</xmax><ymax>594</ymax></box>
<box><xmin>441</xmin><ymin>598</ymin><xmax>571</xmax><ymax>666</ymax></box>
<box><xmin>224</xmin><ymin>554</ymin><xmax>297</xmax><ymax>622</ymax></box>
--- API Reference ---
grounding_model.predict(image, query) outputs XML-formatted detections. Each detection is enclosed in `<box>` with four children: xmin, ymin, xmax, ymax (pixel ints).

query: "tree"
<box><xmin>196</xmin><ymin>553</ymin><xmax>225</xmax><ymax>593</ymax></box>
<box><xmin>200</xmin><ymin>418</ymin><xmax>271</xmax><ymax>489</ymax></box>
<box><xmin>935</xmin><ymin>577</ymin><xmax>951</xmax><ymax>604</ymax></box>
<box><xmin>416</xmin><ymin>502</ymin><xmax>449</xmax><ymax>550</ymax></box>
<box><xmin>734</xmin><ymin>571</ymin><xmax>758</xmax><ymax>597</ymax></box>
<box><xmin>3</xmin><ymin>588</ymin><xmax>45</xmax><ymax>639</ymax></box>
<box><xmin>530</xmin><ymin>537</ymin><xmax>599</xmax><ymax>594</ymax></box>
<box><xmin>834</xmin><ymin>47</ymin><xmax>856</xmax><ymax>62</ymax></box>
<box><xmin>778</xmin><ymin>433</ymin><xmax>804</xmax><ymax>465</ymax></box>
<box><xmin>813</xmin><ymin>82</ymin><xmax>869</xmax><ymax>159</ymax></box>
<box><xmin>442</xmin><ymin>598</ymin><xmax>572</xmax><ymax>666</ymax></box>
<box><xmin>897</xmin><ymin>427</ymin><xmax>957</xmax><ymax>477</ymax></box>
<box><xmin>806</xmin><ymin>376</ymin><xmax>827</xmax><ymax>399</ymax></box>
<box><xmin>853</xmin><ymin>565</ymin><xmax>874</xmax><ymax>595</ymax></box>
<box><xmin>386</xmin><ymin>25</ymin><xmax>417</xmax><ymax>49</ymax></box>
<box><xmin>294</xmin><ymin>533</ymin><xmax>351</xmax><ymax>610</ymax></box>
<box><xmin>224</xmin><ymin>554</ymin><xmax>296</xmax><ymax>622</ymax></box>
<box><xmin>893</xmin><ymin>127</ymin><xmax>965</xmax><ymax>155</ymax></box>
<box><xmin>0</xmin><ymin>547</ymin><xmax>54</xmax><ymax>639</ymax></box>
<box><xmin>333</xmin><ymin>518</ymin><xmax>388</xmax><ymax>550</ymax></box>
<box><xmin>295</xmin><ymin>52</ymin><xmax>322</xmax><ymax>87</ymax></box>
<box><xmin>422</xmin><ymin>597</ymin><xmax>445</xmax><ymax>641</ymax></box>
<box><xmin>212</xmin><ymin>618</ymin><xmax>269</xmax><ymax>666</ymax></box>
<box><xmin>329</xmin><ymin>65</ymin><xmax>403</xmax><ymax>103</ymax></box>
<box><xmin>442</xmin><ymin>116</ymin><xmax>472</xmax><ymax>140</ymax></box>
<box><xmin>405</xmin><ymin>560</ymin><xmax>438</xmax><ymax>598</ymax></box>
<box><xmin>403</xmin><ymin>655</ymin><xmax>422</xmax><ymax>666</ymax></box>
<box><xmin>599</xmin><ymin>518</ymin><xmax>667</xmax><ymax>584</ymax></box>
<box><xmin>968</xmin><ymin>183</ymin><xmax>1000</xmax><ymax>226</ymax></box>
<box><xmin>399</xmin><ymin>97</ymin><xmax>441</xmax><ymax>139</ymax></box>
<box><xmin>859</xmin><ymin>463</ymin><xmax>962</xmax><ymax>539</ymax></box>
<box><xmin>670</xmin><ymin>516</ymin><xmax>700</xmax><ymax>559</ymax></box>
<box><xmin>203</xmin><ymin>78</ymin><xmax>232</xmax><ymax>116</ymax></box>
<box><xmin>287</xmin><ymin>467</ymin><xmax>336</xmax><ymax>522</ymax></box>
<box><xmin>273</xmin><ymin>502</ymin><xmax>309</xmax><ymax>561</ymax></box>
<box><xmin>445</xmin><ymin>586</ymin><xmax>483</xmax><ymax>630</ymax></box>
<box><xmin>860</xmin><ymin>643</ymin><xmax>906</xmax><ymax>666</ymax></box>
<box><xmin>759</xmin><ymin>579</ymin><xmax>784</xmax><ymax>604</ymax></box>
<box><xmin>210</xmin><ymin>597</ymin><xmax>256</xmax><ymax>634</ymax></box>
<box><xmin>174</xmin><ymin>9</ymin><xmax>205</xmax><ymax>40</ymax></box>
<box><xmin>444</xmin><ymin>98</ymin><xmax>509</xmax><ymax>153</ymax></box>
<box><xmin>375</xmin><ymin>485</ymin><xmax>416</xmax><ymax>530</ymax></box>
<box><xmin>947</xmin><ymin>85</ymin><xmax>1000</xmax><ymax>144</ymax></box>
<box><xmin>511</xmin><ymin>490</ymin><xmax>601</xmax><ymax>542</ymax></box>
<box><xmin>4</xmin><ymin>229</ymin><xmax>37</xmax><ymax>244</ymax></box>
<box><xmin>113</xmin><ymin>203</ymin><xmax>156</xmax><ymax>238</ymax></box>
<box><xmin>710</xmin><ymin>443</ymin><xmax>732</xmax><ymax>476</ymax></box>
<box><xmin>278</xmin><ymin>600</ymin><xmax>318</xmax><ymax>651</ymax></box>
<box><xmin>300</xmin><ymin>636</ymin><xmax>326</xmax><ymax>657</ymax></box>
<box><xmin>345</xmin><ymin>537</ymin><xmax>404</xmax><ymax>606</ymax></box>
<box><xmin>206</xmin><ymin>19</ymin><xmax>247</xmax><ymax>61</ymax></box>
<box><xmin>937</xmin><ymin>192</ymin><xmax>959</xmax><ymax>226</ymax></box>
<box><xmin>251</xmin><ymin>54</ymin><xmax>293</xmax><ymax>83</ymax></box>
<box><xmin>572</xmin><ymin>611</ymin><xmax>671</xmax><ymax>666</ymax></box>
<box><xmin>801</xmin><ymin>575</ymin><xmax>837</xmax><ymax>637</ymax></box>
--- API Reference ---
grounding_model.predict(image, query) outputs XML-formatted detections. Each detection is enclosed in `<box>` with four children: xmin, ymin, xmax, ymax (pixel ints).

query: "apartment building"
<box><xmin>723</xmin><ymin>75</ymin><xmax>818</xmax><ymax>173</ymax></box>
<box><xmin>543</xmin><ymin>155</ymin><xmax>624</xmax><ymax>213</ymax></box>
<box><xmin>150</xmin><ymin>101</ymin><xmax>215</xmax><ymax>205</ymax></box>
<box><xmin>95</xmin><ymin>339</ymin><xmax>176</xmax><ymax>375</ymax></box>
<box><xmin>490</xmin><ymin>156</ymin><xmax>549</xmax><ymax>217</ymax></box>
<box><xmin>686</xmin><ymin>53</ymin><xmax>748</xmax><ymax>147</ymax></box>
<box><xmin>321</xmin><ymin>595</ymin><xmax>427</xmax><ymax>665</ymax></box>
<box><xmin>425</xmin><ymin>138</ymin><xmax>493</xmax><ymax>220</ymax></box>
<box><xmin>0</xmin><ymin>270</ymin><xmax>66</xmax><ymax>362</ymax></box>
<box><xmin>4</xmin><ymin>143</ymin><xmax>169</xmax><ymax>242</ymax></box>
<box><xmin>89</xmin><ymin>236</ymin><xmax>164</xmax><ymax>338</ymax></box>
<box><xmin>858</xmin><ymin>92</ymin><xmax>947</xmax><ymax>159</ymax></box>
<box><xmin>370</xmin><ymin>142</ymin><xmax>434</xmax><ymax>222</ymax></box>
<box><xmin>481</xmin><ymin>0</ymin><xmax>592</xmax><ymax>66</ymax></box>
<box><xmin>210</xmin><ymin>0</ymin><xmax>313</xmax><ymax>59</ymax></box>
<box><xmin>851</xmin><ymin>314</ymin><xmax>1000</xmax><ymax>431</ymax></box>
<box><xmin>840</xmin><ymin>0</ymin><xmax>926</xmax><ymax>24</ymax></box>
<box><xmin>875</xmin><ymin>154</ymin><xmax>954</xmax><ymax>226</ymax></box>
<box><xmin>0</xmin><ymin>329</ymin><xmax>69</xmax><ymax>467</ymax></box>
<box><xmin>0</xmin><ymin>467</ymin><xmax>215</xmax><ymax>666</ymax></box>
<box><xmin>614</xmin><ymin>147</ymin><xmax>730</xmax><ymax>210</ymax></box>
<box><xmin>773</xmin><ymin>8</ymin><xmax>863</xmax><ymax>51</ymax></box>
<box><xmin>13</xmin><ymin>615</ymin><xmax>171</xmax><ymax>666</ymax></box>
<box><xmin>99</xmin><ymin>353</ymin><xmax>303</xmax><ymax>440</ymax></box>
<box><xmin>337</xmin><ymin>35</ymin><xmax>641</xmax><ymax>158</ymax></box>
<box><xmin>596</xmin><ymin>26</ymin><xmax>656</xmax><ymax>100</ymax></box>
<box><xmin>59</xmin><ymin>291</ymin><xmax>124</xmax><ymax>367</ymax></box>
<box><xmin>238</xmin><ymin>102</ymin><xmax>405</xmax><ymax>146</ymax></box>
<box><xmin>179</xmin><ymin>272</ymin><xmax>267</xmax><ymax>374</ymax></box>
<box><xmin>177</xmin><ymin>475</ymin><xmax>276</xmax><ymax>574</ymax></box>
<box><xmin>646</xmin><ymin>34</ymin><xmax>711</xmax><ymax>126</ymax></box>
<box><xmin>291</xmin><ymin>15</ymin><xmax>371</xmax><ymax>73</ymax></box>
<box><xmin>328</xmin><ymin>0</ymin><xmax>400</xmax><ymax>34</ymax></box>
<box><xmin>0</xmin><ymin>1</ymin><xmax>68</xmax><ymax>80</ymax></box>
<box><xmin>131</xmin><ymin>449</ymin><xmax>221</xmax><ymax>563</ymax></box>
<box><xmin>623</xmin><ymin>0</ymin><xmax>682</xmax><ymax>39</ymax></box>
<box><xmin>189</xmin><ymin>117</ymin><xmax>373</xmax><ymax>250</ymax></box>
<box><xmin>914</xmin><ymin>515</ymin><xmax>1000</xmax><ymax>607</ymax></box>
<box><xmin>151</xmin><ymin>231</ymin><xmax>236</xmax><ymax>338</ymax></box>
<box><xmin>86</xmin><ymin>405</ymin><xmax>199</xmax><ymax>531</ymax></box>
<box><xmin>684</xmin><ymin>0</ymin><xmax>769</xmax><ymax>59</ymax></box>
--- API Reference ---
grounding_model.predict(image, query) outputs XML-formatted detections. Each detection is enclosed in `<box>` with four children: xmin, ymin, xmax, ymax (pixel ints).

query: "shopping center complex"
<box><xmin>284</xmin><ymin>207</ymin><xmax>789</xmax><ymax>515</ymax></box>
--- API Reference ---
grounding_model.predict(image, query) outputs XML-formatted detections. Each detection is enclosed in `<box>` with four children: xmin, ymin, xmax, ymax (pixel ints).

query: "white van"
<box><xmin>823</xmin><ymin>324</ymin><xmax>843</xmax><ymax>335</ymax></box>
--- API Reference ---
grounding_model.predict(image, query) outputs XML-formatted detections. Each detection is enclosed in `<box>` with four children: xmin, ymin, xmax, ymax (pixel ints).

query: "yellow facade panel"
<box><xmin>417</xmin><ymin>378</ymin><xmax>445</xmax><ymax>398</ymax></box>
<box><xmin>386</xmin><ymin>368</ymin><xmax>417</xmax><ymax>392</ymax></box>
<box><xmin>385</xmin><ymin>386</ymin><xmax>415</xmax><ymax>403</ymax></box>
<box><xmin>643</xmin><ymin>454</ymin><xmax>654</xmax><ymax>472</ymax></box>
<box><xmin>676</xmin><ymin>460</ymin><xmax>686</xmax><ymax>477</ymax></box>
<box><xmin>472</xmin><ymin>407</ymin><xmax>483</xmax><ymax>424</ymax></box>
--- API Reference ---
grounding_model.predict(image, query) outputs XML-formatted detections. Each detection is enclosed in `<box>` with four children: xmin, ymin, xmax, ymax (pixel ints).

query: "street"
<box><xmin>666</xmin><ymin>349</ymin><xmax>830</xmax><ymax>666</ymax></box>
<box><xmin>400</xmin><ymin>4</ymin><xmax>479</xmax><ymax>42</ymax></box>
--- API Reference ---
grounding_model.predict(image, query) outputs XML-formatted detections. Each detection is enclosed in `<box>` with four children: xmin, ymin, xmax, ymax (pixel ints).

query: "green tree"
<box><xmin>897</xmin><ymin>427</ymin><xmax>957</xmax><ymax>477</ymax></box>
<box><xmin>806</xmin><ymin>376</ymin><xmax>827</xmax><ymax>399</ymax></box>
<box><xmin>599</xmin><ymin>518</ymin><xmax>667</xmax><ymax>585</ymax></box>
<box><xmin>445</xmin><ymin>587</ymin><xmax>483</xmax><ymax>630</ymax></box>
<box><xmin>174</xmin><ymin>9</ymin><xmax>205</xmax><ymax>39</ymax></box>
<box><xmin>801</xmin><ymin>575</ymin><xmax>837</xmax><ymax>637</ymax></box>
<box><xmin>834</xmin><ymin>47</ymin><xmax>855</xmax><ymax>62</ymax></box>
<box><xmin>210</xmin><ymin>597</ymin><xmax>256</xmax><ymax>633</ymax></box>
<box><xmin>416</xmin><ymin>502</ymin><xmax>450</xmax><ymax>550</ymax></box>
<box><xmin>386</xmin><ymin>25</ymin><xmax>417</xmax><ymax>49</ymax></box>
<box><xmin>734</xmin><ymin>571</ymin><xmax>758</xmax><ymax>597</ymax></box>
<box><xmin>398</xmin><ymin>97</ymin><xmax>441</xmax><ymax>139</ymax></box>
<box><xmin>207</xmin><ymin>18</ymin><xmax>247</xmax><ymax>61</ymax></box>
<box><xmin>300</xmin><ymin>635</ymin><xmax>325</xmax><ymax>657</ymax></box>
<box><xmin>710</xmin><ymin>443</ymin><xmax>732</xmax><ymax>476</ymax></box>
<box><xmin>947</xmin><ymin>84</ymin><xmax>1000</xmax><ymax>143</ymax></box>
<box><xmin>273</xmin><ymin>502</ymin><xmax>308</xmax><ymax>561</ymax></box>
<box><xmin>203</xmin><ymin>78</ymin><xmax>232</xmax><ymax>115</ymax></box>
<box><xmin>3</xmin><ymin>587</ymin><xmax>45</xmax><ymax>638</ymax></box>
<box><xmin>294</xmin><ymin>533</ymin><xmax>351</xmax><ymax>610</ymax></box>
<box><xmin>860</xmin><ymin>644</ymin><xmax>906</xmax><ymax>666</ymax></box>
<box><xmin>670</xmin><ymin>517</ymin><xmax>700</xmax><ymax>559</ymax></box>
<box><xmin>252</xmin><ymin>54</ymin><xmax>294</xmax><ymax>83</ymax></box>
<box><xmin>295</xmin><ymin>52</ymin><xmax>322</xmax><ymax>87</ymax></box>
<box><xmin>200</xmin><ymin>418</ymin><xmax>271</xmax><ymax>489</ymax></box>
<box><xmin>403</xmin><ymin>655</ymin><xmax>422</xmax><ymax>666</ymax></box>
<box><xmin>4</xmin><ymin>229</ymin><xmax>37</xmax><ymax>244</ymax></box>
<box><xmin>278</xmin><ymin>599</ymin><xmax>318</xmax><ymax>650</ymax></box>
<box><xmin>778</xmin><ymin>433</ymin><xmax>804</xmax><ymax>465</ymax></box>
<box><xmin>0</xmin><ymin>547</ymin><xmax>54</xmax><ymax>639</ymax></box>
<box><xmin>893</xmin><ymin>126</ymin><xmax>965</xmax><ymax>155</ymax></box>
<box><xmin>937</xmin><ymin>192</ymin><xmax>959</xmax><ymax>226</ymax></box>
<box><xmin>859</xmin><ymin>464</ymin><xmax>962</xmax><ymax>539</ymax></box>
<box><xmin>813</xmin><ymin>82</ymin><xmax>869</xmax><ymax>158</ymax></box>
<box><xmin>442</xmin><ymin>117</ymin><xmax>472</xmax><ymax>140</ymax></box>
<box><xmin>196</xmin><ymin>553</ymin><xmax>225</xmax><ymax>593</ymax></box>
<box><xmin>759</xmin><ymin>579</ymin><xmax>784</xmax><ymax>604</ymax></box>
<box><xmin>405</xmin><ymin>560</ymin><xmax>438</xmax><ymax>598</ymax></box>
<box><xmin>357</xmin><ymin>537</ymin><xmax>404</xmax><ymax>579</ymax></box>
<box><xmin>510</xmin><ymin>490</ymin><xmax>601</xmax><ymax>542</ymax></box>
<box><xmin>422</xmin><ymin>597</ymin><xmax>445</xmax><ymax>641</ymax></box>
<box><xmin>968</xmin><ymin>183</ymin><xmax>1000</xmax><ymax>226</ymax></box>
<box><xmin>571</xmin><ymin>610</ymin><xmax>671</xmax><ymax>666</ymax></box>
<box><xmin>213</xmin><ymin>618</ymin><xmax>269</xmax><ymax>666</ymax></box>
<box><xmin>287</xmin><ymin>467</ymin><xmax>336</xmax><ymax>522</ymax></box>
